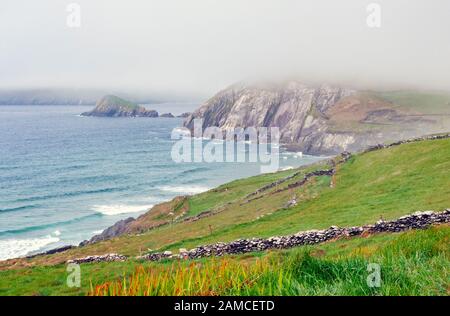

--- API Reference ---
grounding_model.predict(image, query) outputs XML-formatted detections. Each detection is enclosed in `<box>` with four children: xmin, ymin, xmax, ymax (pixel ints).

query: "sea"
<box><xmin>0</xmin><ymin>104</ymin><xmax>324</xmax><ymax>260</ymax></box>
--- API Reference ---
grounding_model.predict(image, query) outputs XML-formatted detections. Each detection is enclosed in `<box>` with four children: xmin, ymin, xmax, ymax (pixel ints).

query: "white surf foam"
<box><xmin>281</xmin><ymin>152</ymin><xmax>303</xmax><ymax>158</ymax></box>
<box><xmin>0</xmin><ymin>235</ymin><xmax>60</xmax><ymax>261</ymax></box>
<box><xmin>159</xmin><ymin>185</ymin><xmax>210</xmax><ymax>195</ymax></box>
<box><xmin>92</xmin><ymin>204</ymin><xmax>153</xmax><ymax>216</ymax></box>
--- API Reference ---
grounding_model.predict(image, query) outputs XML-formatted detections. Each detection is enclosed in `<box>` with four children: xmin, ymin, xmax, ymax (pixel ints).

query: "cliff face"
<box><xmin>81</xmin><ymin>95</ymin><xmax>158</xmax><ymax>117</ymax></box>
<box><xmin>184</xmin><ymin>82</ymin><xmax>444</xmax><ymax>154</ymax></box>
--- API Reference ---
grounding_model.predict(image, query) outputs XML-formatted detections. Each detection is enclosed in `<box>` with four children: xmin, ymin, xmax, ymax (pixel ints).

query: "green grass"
<box><xmin>186</xmin><ymin>168</ymin><xmax>304</xmax><ymax>217</ymax></box>
<box><xmin>374</xmin><ymin>90</ymin><xmax>450</xmax><ymax>114</ymax></box>
<box><xmin>157</xmin><ymin>137</ymin><xmax>450</xmax><ymax>252</ymax></box>
<box><xmin>1</xmin><ymin>137</ymin><xmax>449</xmax><ymax>296</ymax></box>
<box><xmin>102</xmin><ymin>95</ymin><xmax>140</xmax><ymax>110</ymax></box>
<box><xmin>0</xmin><ymin>260</ymin><xmax>146</xmax><ymax>296</ymax></box>
<box><xmin>91</xmin><ymin>225</ymin><xmax>450</xmax><ymax>296</ymax></box>
<box><xmin>2</xmin><ymin>225</ymin><xmax>445</xmax><ymax>296</ymax></box>
<box><xmin>2</xmin><ymin>137</ymin><xmax>448</xmax><ymax>266</ymax></box>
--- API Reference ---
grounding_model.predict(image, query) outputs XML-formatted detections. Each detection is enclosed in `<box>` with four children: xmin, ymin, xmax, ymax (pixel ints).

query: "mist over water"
<box><xmin>0</xmin><ymin>105</ymin><xmax>324</xmax><ymax>260</ymax></box>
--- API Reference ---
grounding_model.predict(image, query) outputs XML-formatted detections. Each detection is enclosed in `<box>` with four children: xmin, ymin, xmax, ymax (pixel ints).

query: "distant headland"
<box><xmin>80</xmin><ymin>95</ymin><xmax>190</xmax><ymax>118</ymax></box>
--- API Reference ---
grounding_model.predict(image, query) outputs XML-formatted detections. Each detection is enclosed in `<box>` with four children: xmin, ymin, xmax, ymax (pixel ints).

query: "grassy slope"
<box><xmin>102</xmin><ymin>95</ymin><xmax>139</xmax><ymax>110</ymax></box>
<box><xmin>1</xmin><ymin>138</ymin><xmax>449</xmax><ymax>268</ymax></box>
<box><xmin>373</xmin><ymin>90</ymin><xmax>450</xmax><ymax>114</ymax></box>
<box><xmin>159</xmin><ymin>137</ymin><xmax>450</xmax><ymax>252</ymax></box>
<box><xmin>0</xmin><ymin>137</ymin><xmax>449</xmax><ymax>295</ymax></box>
<box><xmin>1</xmin><ymin>226</ymin><xmax>448</xmax><ymax>296</ymax></box>
<box><xmin>326</xmin><ymin>90</ymin><xmax>450</xmax><ymax>135</ymax></box>
<box><xmin>92</xmin><ymin>226</ymin><xmax>450</xmax><ymax>296</ymax></box>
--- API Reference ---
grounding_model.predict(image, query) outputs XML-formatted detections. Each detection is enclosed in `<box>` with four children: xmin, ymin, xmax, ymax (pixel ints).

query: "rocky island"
<box><xmin>81</xmin><ymin>95</ymin><xmax>159</xmax><ymax>117</ymax></box>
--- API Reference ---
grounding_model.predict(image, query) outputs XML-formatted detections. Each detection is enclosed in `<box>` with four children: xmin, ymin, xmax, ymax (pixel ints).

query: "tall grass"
<box><xmin>89</xmin><ymin>226</ymin><xmax>449</xmax><ymax>296</ymax></box>
<box><xmin>90</xmin><ymin>258</ymin><xmax>276</xmax><ymax>296</ymax></box>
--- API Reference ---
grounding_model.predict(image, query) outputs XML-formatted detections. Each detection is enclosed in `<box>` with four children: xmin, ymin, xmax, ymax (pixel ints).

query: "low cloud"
<box><xmin>1</xmin><ymin>0</ymin><xmax>450</xmax><ymax>98</ymax></box>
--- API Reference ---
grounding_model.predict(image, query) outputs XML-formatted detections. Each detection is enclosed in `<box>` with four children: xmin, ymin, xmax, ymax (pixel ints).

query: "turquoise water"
<box><xmin>0</xmin><ymin>105</ymin><xmax>323</xmax><ymax>260</ymax></box>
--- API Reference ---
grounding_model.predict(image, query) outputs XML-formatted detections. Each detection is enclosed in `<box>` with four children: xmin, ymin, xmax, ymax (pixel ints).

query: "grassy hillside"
<box><xmin>2</xmin><ymin>137</ymin><xmax>450</xmax><ymax>266</ymax></box>
<box><xmin>1</xmin><ymin>226</ymin><xmax>448</xmax><ymax>296</ymax></box>
<box><xmin>373</xmin><ymin>90</ymin><xmax>450</xmax><ymax>114</ymax></box>
<box><xmin>0</xmin><ymin>136</ymin><xmax>449</xmax><ymax>295</ymax></box>
<box><xmin>90</xmin><ymin>226</ymin><xmax>450</xmax><ymax>296</ymax></box>
<box><xmin>99</xmin><ymin>95</ymin><xmax>140</xmax><ymax>110</ymax></box>
<box><xmin>325</xmin><ymin>90</ymin><xmax>450</xmax><ymax>136</ymax></box>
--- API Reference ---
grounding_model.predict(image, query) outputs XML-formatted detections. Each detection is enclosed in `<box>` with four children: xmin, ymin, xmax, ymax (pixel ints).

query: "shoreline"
<box><xmin>4</xmin><ymin>133</ymin><xmax>449</xmax><ymax>262</ymax></box>
<box><xmin>23</xmin><ymin>132</ymin><xmax>450</xmax><ymax>261</ymax></box>
<box><xmin>1</xmin><ymin>151</ymin><xmax>324</xmax><ymax>262</ymax></box>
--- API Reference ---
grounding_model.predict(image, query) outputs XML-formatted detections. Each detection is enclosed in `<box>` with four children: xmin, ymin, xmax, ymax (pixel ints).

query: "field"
<box><xmin>0</xmin><ymin>226</ymin><xmax>448</xmax><ymax>296</ymax></box>
<box><xmin>374</xmin><ymin>90</ymin><xmax>450</xmax><ymax>114</ymax></box>
<box><xmin>0</xmin><ymin>136</ymin><xmax>449</xmax><ymax>295</ymax></box>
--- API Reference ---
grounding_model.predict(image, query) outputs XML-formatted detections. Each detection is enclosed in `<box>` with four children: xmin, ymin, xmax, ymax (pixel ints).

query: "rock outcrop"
<box><xmin>160</xmin><ymin>112</ymin><xmax>175</xmax><ymax>118</ymax></box>
<box><xmin>79</xmin><ymin>217</ymin><xmax>135</xmax><ymax>246</ymax></box>
<box><xmin>81</xmin><ymin>95</ymin><xmax>158</xmax><ymax>117</ymax></box>
<box><xmin>184</xmin><ymin>81</ymin><xmax>447</xmax><ymax>155</ymax></box>
<box><xmin>79</xmin><ymin>196</ymin><xmax>189</xmax><ymax>246</ymax></box>
<box><xmin>26</xmin><ymin>245</ymin><xmax>75</xmax><ymax>259</ymax></box>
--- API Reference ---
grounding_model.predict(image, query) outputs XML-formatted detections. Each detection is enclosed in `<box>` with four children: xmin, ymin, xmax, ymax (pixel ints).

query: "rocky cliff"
<box><xmin>184</xmin><ymin>81</ymin><xmax>447</xmax><ymax>154</ymax></box>
<box><xmin>81</xmin><ymin>95</ymin><xmax>158</xmax><ymax>117</ymax></box>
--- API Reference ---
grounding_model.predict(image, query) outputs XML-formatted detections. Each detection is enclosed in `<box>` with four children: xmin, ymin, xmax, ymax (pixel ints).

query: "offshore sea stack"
<box><xmin>81</xmin><ymin>95</ymin><xmax>158</xmax><ymax>117</ymax></box>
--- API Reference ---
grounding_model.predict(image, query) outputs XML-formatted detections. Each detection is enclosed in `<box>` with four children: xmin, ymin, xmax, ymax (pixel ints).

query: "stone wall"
<box><xmin>66</xmin><ymin>210</ymin><xmax>449</xmax><ymax>264</ymax></box>
<box><xmin>70</xmin><ymin>133</ymin><xmax>449</xmax><ymax>260</ymax></box>
<box><xmin>363</xmin><ymin>134</ymin><xmax>450</xmax><ymax>153</ymax></box>
<box><xmin>67</xmin><ymin>253</ymin><xmax>127</xmax><ymax>264</ymax></box>
<box><xmin>136</xmin><ymin>210</ymin><xmax>449</xmax><ymax>262</ymax></box>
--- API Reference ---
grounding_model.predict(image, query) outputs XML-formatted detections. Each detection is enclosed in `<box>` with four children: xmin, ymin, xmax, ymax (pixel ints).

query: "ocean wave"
<box><xmin>159</xmin><ymin>185</ymin><xmax>210</xmax><ymax>195</ymax></box>
<box><xmin>281</xmin><ymin>152</ymin><xmax>303</xmax><ymax>158</ymax></box>
<box><xmin>13</xmin><ymin>187</ymin><xmax>129</xmax><ymax>203</ymax></box>
<box><xmin>0</xmin><ymin>213</ymin><xmax>101</xmax><ymax>236</ymax></box>
<box><xmin>180</xmin><ymin>167</ymin><xmax>210</xmax><ymax>175</ymax></box>
<box><xmin>92</xmin><ymin>204</ymin><xmax>153</xmax><ymax>216</ymax></box>
<box><xmin>52</xmin><ymin>174</ymin><xmax>122</xmax><ymax>186</ymax></box>
<box><xmin>182</xmin><ymin>177</ymin><xmax>209</xmax><ymax>184</ymax></box>
<box><xmin>53</xmin><ymin>164</ymin><xmax>90</xmax><ymax>172</ymax></box>
<box><xmin>172</xmin><ymin>127</ymin><xmax>191</xmax><ymax>136</ymax></box>
<box><xmin>0</xmin><ymin>204</ymin><xmax>40</xmax><ymax>214</ymax></box>
<box><xmin>0</xmin><ymin>235</ymin><xmax>60</xmax><ymax>261</ymax></box>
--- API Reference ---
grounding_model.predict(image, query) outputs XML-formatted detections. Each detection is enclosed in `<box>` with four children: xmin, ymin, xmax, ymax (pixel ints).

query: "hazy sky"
<box><xmin>1</xmin><ymin>0</ymin><xmax>450</xmax><ymax>97</ymax></box>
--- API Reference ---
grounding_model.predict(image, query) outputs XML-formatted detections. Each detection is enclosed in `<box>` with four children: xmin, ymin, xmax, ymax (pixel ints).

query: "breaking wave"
<box><xmin>159</xmin><ymin>185</ymin><xmax>210</xmax><ymax>195</ymax></box>
<box><xmin>92</xmin><ymin>204</ymin><xmax>153</xmax><ymax>216</ymax></box>
<box><xmin>0</xmin><ymin>234</ymin><xmax>60</xmax><ymax>261</ymax></box>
